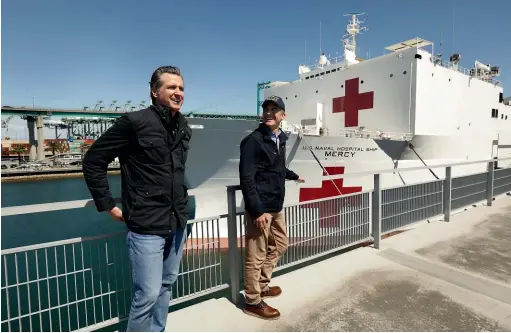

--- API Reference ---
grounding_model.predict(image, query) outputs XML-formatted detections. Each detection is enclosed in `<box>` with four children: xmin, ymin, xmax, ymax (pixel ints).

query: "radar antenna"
<box><xmin>342</xmin><ymin>12</ymin><xmax>368</xmax><ymax>66</ymax></box>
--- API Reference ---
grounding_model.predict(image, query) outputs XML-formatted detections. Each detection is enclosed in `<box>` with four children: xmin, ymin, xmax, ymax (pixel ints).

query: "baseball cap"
<box><xmin>261</xmin><ymin>95</ymin><xmax>285</xmax><ymax>111</ymax></box>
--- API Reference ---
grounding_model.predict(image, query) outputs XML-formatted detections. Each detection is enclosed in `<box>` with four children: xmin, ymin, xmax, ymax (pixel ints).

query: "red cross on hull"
<box><xmin>299</xmin><ymin>166</ymin><xmax>362</xmax><ymax>228</ymax></box>
<box><xmin>333</xmin><ymin>78</ymin><xmax>374</xmax><ymax>127</ymax></box>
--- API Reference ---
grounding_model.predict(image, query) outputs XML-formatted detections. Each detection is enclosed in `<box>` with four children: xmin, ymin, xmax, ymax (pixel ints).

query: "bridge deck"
<box><xmin>165</xmin><ymin>197</ymin><xmax>511</xmax><ymax>332</ymax></box>
<box><xmin>1</xmin><ymin>105</ymin><xmax>260</xmax><ymax>120</ymax></box>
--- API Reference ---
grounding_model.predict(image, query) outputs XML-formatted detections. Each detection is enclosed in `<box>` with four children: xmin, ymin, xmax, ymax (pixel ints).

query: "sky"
<box><xmin>2</xmin><ymin>0</ymin><xmax>510</xmax><ymax>140</ymax></box>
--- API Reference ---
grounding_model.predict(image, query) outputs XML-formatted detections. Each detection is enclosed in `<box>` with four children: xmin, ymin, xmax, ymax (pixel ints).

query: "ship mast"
<box><xmin>342</xmin><ymin>12</ymin><xmax>367</xmax><ymax>66</ymax></box>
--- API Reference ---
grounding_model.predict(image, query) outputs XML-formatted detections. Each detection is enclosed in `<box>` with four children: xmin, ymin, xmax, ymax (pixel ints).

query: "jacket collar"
<box><xmin>257</xmin><ymin>122</ymin><xmax>287</xmax><ymax>142</ymax></box>
<box><xmin>150</xmin><ymin>104</ymin><xmax>186</xmax><ymax>130</ymax></box>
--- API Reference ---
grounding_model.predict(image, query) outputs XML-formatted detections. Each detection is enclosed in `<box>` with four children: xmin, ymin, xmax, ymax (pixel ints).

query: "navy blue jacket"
<box><xmin>239</xmin><ymin>123</ymin><xmax>299</xmax><ymax>218</ymax></box>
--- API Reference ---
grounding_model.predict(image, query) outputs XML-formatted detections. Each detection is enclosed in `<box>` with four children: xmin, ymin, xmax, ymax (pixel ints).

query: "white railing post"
<box><xmin>487</xmin><ymin>161</ymin><xmax>494</xmax><ymax>206</ymax></box>
<box><xmin>371</xmin><ymin>173</ymin><xmax>381</xmax><ymax>249</ymax></box>
<box><xmin>443</xmin><ymin>166</ymin><xmax>452</xmax><ymax>222</ymax></box>
<box><xmin>226</xmin><ymin>186</ymin><xmax>241</xmax><ymax>304</ymax></box>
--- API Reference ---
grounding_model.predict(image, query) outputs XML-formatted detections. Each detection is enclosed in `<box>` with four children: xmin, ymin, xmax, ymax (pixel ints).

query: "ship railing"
<box><xmin>295</xmin><ymin>126</ymin><xmax>414</xmax><ymax>141</ymax></box>
<box><xmin>3</xmin><ymin>157</ymin><xmax>511</xmax><ymax>331</ymax></box>
<box><xmin>307</xmin><ymin>54</ymin><xmax>346</xmax><ymax>71</ymax></box>
<box><xmin>430</xmin><ymin>56</ymin><xmax>472</xmax><ymax>76</ymax></box>
<box><xmin>336</xmin><ymin>128</ymin><xmax>414</xmax><ymax>141</ymax></box>
<box><xmin>430</xmin><ymin>56</ymin><xmax>502</xmax><ymax>86</ymax></box>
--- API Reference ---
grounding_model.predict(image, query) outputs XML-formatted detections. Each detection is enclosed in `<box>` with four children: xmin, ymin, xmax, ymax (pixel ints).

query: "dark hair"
<box><xmin>149</xmin><ymin>66</ymin><xmax>183</xmax><ymax>104</ymax></box>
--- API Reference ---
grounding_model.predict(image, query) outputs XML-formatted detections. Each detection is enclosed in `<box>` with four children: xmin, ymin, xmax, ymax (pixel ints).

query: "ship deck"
<box><xmin>2</xmin><ymin>157</ymin><xmax>511</xmax><ymax>332</ymax></box>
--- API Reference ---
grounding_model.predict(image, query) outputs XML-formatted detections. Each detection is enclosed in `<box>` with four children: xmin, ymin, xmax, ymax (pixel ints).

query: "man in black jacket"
<box><xmin>239</xmin><ymin>95</ymin><xmax>303</xmax><ymax>320</ymax></box>
<box><xmin>82</xmin><ymin>66</ymin><xmax>192</xmax><ymax>332</ymax></box>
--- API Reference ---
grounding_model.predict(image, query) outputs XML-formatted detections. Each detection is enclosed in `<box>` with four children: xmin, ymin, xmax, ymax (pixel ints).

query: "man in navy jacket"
<box><xmin>239</xmin><ymin>95</ymin><xmax>303</xmax><ymax>320</ymax></box>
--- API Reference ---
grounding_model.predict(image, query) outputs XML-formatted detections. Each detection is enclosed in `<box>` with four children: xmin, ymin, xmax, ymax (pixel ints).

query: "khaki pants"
<box><xmin>243</xmin><ymin>210</ymin><xmax>289</xmax><ymax>305</ymax></box>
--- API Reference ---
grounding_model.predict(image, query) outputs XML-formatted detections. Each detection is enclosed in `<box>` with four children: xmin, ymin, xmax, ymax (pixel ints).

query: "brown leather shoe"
<box><xmin>243</xmin><ymin>300</ymin><xmax>280</xmax><ymax>320</ymax></box>
<box><xmin>261</xmin><ymin>286</ymin><xmax>282</xmax><ymax>299</ymax></box>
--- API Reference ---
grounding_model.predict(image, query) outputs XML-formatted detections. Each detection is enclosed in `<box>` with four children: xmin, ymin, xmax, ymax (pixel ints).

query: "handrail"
<box><xmin>319</xmin><ymin>157</ymin><xmax>511</xmax><ymax>182</ymax></box>
<box><xmin>1</xmin><ymin>198</ymin><xmax>118</xmax><ymax>216</ymax></box>
<box><xmin>226</xmin><ymin>157</ymin><xmax>511</xmax><ymax>191</ymax></box>
<box><xmin>1</xmin><ymin>197</ymin><xmax>229</xmax><ymax>224</ymax></box>
<box><xmin>0</xmin><ymin>231</ymin><xmax>126</xmax><ymax>255</ymax></box>
<box><xmin>3</xmin><ymin>157</ymin><xmax>510</xmax><ymax>216</ymax></box>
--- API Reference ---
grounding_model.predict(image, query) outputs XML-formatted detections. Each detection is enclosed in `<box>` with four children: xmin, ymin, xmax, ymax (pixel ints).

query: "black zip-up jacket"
<box><xmin>82</xmin><ymin>104</ymin><xmax>192</xmax><ymax>235</ymax></box>
<box><xmin>239</xmin><ymin>123</ymin><xmax>299</xmax><ymax>218</ymax></box>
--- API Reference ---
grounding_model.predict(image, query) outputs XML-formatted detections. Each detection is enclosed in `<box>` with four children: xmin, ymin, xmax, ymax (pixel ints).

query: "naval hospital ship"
<box><xmin>182</xmin><ymin>13</ymin><xmax>511</xmax><ymax>238</ymax></box>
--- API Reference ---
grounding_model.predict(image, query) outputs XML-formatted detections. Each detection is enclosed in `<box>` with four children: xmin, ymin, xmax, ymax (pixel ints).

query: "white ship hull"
<box><xmin>182</xmin><ymin>15</ymin><xmax>511</xmax><ymax>241</ymax></box>
<box><xmin>184</xmin><ymin>118</ymin><xmax>511</xmax><ymax>241</ymax></box>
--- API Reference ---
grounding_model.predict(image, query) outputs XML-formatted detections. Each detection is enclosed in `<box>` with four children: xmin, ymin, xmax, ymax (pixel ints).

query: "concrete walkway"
<box><xmin>166</xmin><ymin>196</ymin><xmax>511</xmax><ymax>331</ymax></box>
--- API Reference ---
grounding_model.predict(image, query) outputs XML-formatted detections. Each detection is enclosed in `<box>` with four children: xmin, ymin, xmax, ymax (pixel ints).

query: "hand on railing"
<box><xmin>107</xmin><ymin>206</ymin><xmax>124</xmax><ymax>222</ymax></box>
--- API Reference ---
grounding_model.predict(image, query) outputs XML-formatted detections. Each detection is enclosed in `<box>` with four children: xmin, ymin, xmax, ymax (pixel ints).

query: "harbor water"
<box><xmin>1</xmin><ymin>176</ymin><xmax>125</xmax><ymax>250</ymax></box>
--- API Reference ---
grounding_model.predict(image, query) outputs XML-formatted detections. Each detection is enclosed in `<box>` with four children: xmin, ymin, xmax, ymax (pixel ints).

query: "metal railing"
<box><xmin>224</xmin><ymin>158</ymin><xmax>511</xmax><ymax>303</ymax></box>
<box><xmin>1</xmin><ymin>233</ymin><xmax>130</xmax><ymax>332</ymax></box>
<box><xmin>430</xmin><ymin>56</ymin><xmax>503</xmax><ymax>87</ymax></box>
<box><xmin>282</xmin><ymin>124</ymin><xmax>414</xmax><ymax>141</ymax></box>
<box><xmin>2</xmin><ymin>157</ymin><xmax>511</xmax><ymax>331</ymax></box>
<box><xmin>1</xmin><ymin>217</ymin><xmax>228</xmax><ymax>332</ymax></box>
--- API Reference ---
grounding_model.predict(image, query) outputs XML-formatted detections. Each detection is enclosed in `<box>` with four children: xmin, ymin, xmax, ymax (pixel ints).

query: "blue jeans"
<box><xmin>125</xmin><ymin>227</ymin><xmax>187</xmax><ymax>332</ymax></box>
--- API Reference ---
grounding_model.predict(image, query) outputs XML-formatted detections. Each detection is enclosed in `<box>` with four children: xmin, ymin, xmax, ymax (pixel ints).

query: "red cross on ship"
<box><xmin>298</xmin><ymin>167</ymin><xmax>362</xmax><ymax>228</ymax></box>
<box><xmin>333</xmin><ymin>77</ymin><xmax>374</xmax><ymax>127</ymax></box>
